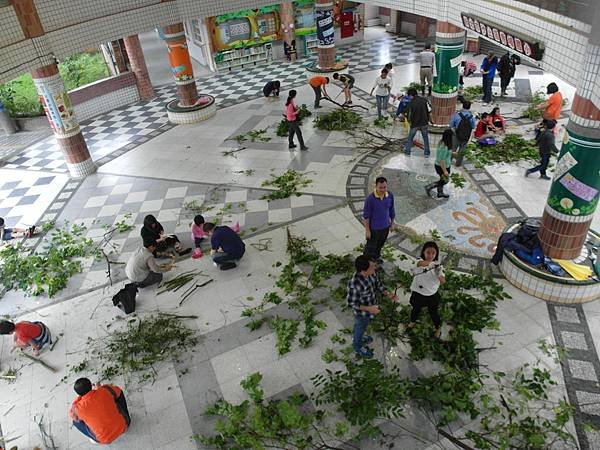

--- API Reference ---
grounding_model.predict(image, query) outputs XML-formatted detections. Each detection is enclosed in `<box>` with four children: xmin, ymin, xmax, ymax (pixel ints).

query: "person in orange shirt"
<box><xmin>69</xmin><ymin>378</ymin><xmax>130</xmax><ymax>444</ymax></box>
<box><xmin>536</xmin><ymin>82</ymin><xmax>562</xmax><ymax>121</ymax></box>
<box><xmin>0</xmin><ymin>320</ymin><xmax>51</xmax><ymax>356</ymax></box>
<box><xmin>309</xmin><ymin>75</ymin><xmax>330</xmax><ymax>108</ymax></box>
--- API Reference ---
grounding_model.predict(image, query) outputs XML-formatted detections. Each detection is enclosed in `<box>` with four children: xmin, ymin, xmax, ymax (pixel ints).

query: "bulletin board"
<box><xmin>207</xmin><ymin>5</ymin><xmax>282</xmax><ymax>52</ymax></box>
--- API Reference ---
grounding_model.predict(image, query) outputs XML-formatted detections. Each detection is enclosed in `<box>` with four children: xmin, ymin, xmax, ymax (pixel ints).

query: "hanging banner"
<box><xmin>460</xmin><ymin>13</ymin><xmax>544</xmax><ymax>61</ymax></box>
<box><xmin>316</xmin><ymin>9</ymin><xmax>334</xmax><ymax>47</ymax></box>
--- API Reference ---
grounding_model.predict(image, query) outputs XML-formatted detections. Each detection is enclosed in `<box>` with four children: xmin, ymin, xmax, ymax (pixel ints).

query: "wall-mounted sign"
<box><xmin>460</xmin><ymin>13</ymin><xmax>544</xmax><ymax>61</ymax></box>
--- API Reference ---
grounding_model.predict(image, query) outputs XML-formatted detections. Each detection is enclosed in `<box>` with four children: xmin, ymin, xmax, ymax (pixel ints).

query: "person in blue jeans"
<box><xmin>346</xmin><ymin>255</ymin><xmax>397</xmax><ymax>358</ymax></box>
<box><xmin>369</xmin><ymin>68</ymin><xmax>393</xmax><ymax>118</ymax></box>
<box><xmin>403</xmin><ymin>88</ymin><xmax>431</xmax><ymax>157</ymax></box>
<box><xmin>203</xmin><ymin>222</ymin><xmax>246</xmax><ymax>270</ymax></box>
<box><xmin>480</xmin><ymin>52</ymin><xmax>498</xmax><ymax>105</ymax></box>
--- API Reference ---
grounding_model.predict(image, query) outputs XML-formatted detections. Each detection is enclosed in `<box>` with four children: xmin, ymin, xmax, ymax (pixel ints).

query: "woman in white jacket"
<box><xmin>407</xmin><ymin>241</ymin><xmax>445</xmax><ymax>338</ymax></box>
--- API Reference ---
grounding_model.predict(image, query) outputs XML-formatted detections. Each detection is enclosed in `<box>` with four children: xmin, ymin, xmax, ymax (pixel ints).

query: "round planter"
<box><xmin>500</xmin><ymin>222</ymin><xmax>600</xmax><ymax>304</ymax></box>
<box><xmin>166</xmin><ymin>95</ymin><xmax>216</xmax><ymax>124</ymax></box>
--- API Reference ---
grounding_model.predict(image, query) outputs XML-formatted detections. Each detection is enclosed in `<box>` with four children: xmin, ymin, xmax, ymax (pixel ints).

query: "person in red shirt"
<box><xmin>474</xmin><ymin>113</ymin><xmax>496</xmax><ymax>140</ymax></box>
<box><xmin>489</xmin><ymin>107</ymin><xmax>506</xmax><ymax>132</ymax></box>
<box><xmin>308</xmin><ymin>75</ymin><xmax>330</xmax><ymax>108</ymax></box>
<box><xmin>0</xmin><ymin>320</ymin><xmax>52</xmax><ymax>356</ymax></box>
<box><xmin>69</xmin><ymin>378</ymin><xmax>130</xmax><ymax>444</ymax></box>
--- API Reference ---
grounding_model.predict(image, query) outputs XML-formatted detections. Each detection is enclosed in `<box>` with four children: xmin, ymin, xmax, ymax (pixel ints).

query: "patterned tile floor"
<box><xmin>0</xmin><ymin>32</ymin><xmax>598</xmax><ymax>450</ymax></box>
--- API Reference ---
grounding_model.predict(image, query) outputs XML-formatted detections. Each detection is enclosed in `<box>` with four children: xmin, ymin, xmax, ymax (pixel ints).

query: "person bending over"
<box><xmin>203</xmin><ymin>222</ymin><xmax>246</xmax><ymax>270</ymax></box>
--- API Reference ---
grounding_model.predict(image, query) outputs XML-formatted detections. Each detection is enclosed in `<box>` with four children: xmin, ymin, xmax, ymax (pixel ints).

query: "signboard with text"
<box><xmin>460</xmin><ymin>13</ymin><xmax>544</xmax><ymax>61</ymax></box>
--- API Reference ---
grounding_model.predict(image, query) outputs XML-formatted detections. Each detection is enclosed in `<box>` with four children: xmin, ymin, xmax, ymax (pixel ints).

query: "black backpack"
<box><xmin>112</xmin><ymin>283</ymin><xmax>138</xmax><ymax>314</ymax></box>
<box><xmin>456</xmin><ymin>112</ymin><xmax>473</xmax><ymax>142</ymax></box>
<box><xmin>516</xmin><ymin>218</ymin><xmax>541</xmax><ymax>250</ymax></box>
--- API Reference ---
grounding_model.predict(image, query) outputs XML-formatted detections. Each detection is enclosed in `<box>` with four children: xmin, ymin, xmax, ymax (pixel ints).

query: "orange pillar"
<box><xmin>161</xmin><ymin>23</ymin><xmax>199</xmax><ymax>107</ymax></box>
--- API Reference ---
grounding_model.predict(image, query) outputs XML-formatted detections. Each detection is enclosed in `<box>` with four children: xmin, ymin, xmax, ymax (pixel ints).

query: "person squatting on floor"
<box><xmin>69</xmin><ymin>377</ymin><xmax>131</xmax><ymax>444</ymax></box>
<box><xmin>525</xmin><ymin>119</ymin><xmax>559</xmax><ymax>180</ymax></box>
<box><xmin>426</xmin><ymin>129</ymin><xmax>457</xmax><ymax>199</ymax></box>
<box><xmin>203</xmin><ymin>222</ymin><xmax>246</xmax><ymax>270</ymax></box>
<box><xmin>419</xmin><ymin>44</ymin><xmax>435</xmax><ymax>96</ymax></box>
<box><xmin>347</xmin><ymin>255</ymin><xmax>398</xmax><ymax>358</ymax></box>
<box><xmin>0</xmin><ymin>320</ymin><xmax>52</xmax><ymax>356</ymax></box>
<box><xmin>362</xmin><ymin>176</ymin><xmax>395</xmax><ymax>264</ymax></box>
<box><xmin>407</xmin><ymin>241</ymin><xmax>445</xmax><ymax>339</ymax></box>
<box><xmin>309</xmin><ymin>75</ymin><xmax>330</xmax><ymax>108</ymax></box>
<box><xmin>263</xmin><ymin>80</ymin><xmax>280</xmax><ymax>97</ymax></box>
<box><xmin>125</xmin><ymin>239</ymin><xmax>174</xmax><ymax>287</ymax></box>
<box><xmin>285</xmin><ymin>90</ymin><xmax>309</xmax><ymax>150</ymax></box>
<box><xmin>403</xmin><ymin>88</ymin><xmax>431</xmax><ymax>157</ymax></box>
<box><xmin>332</xmin><ymin>72</ymin><xmax>355</xmax><ymax>105</ymax></box>
<box><xmin>191</xmin><ymin>215</ymin><xmax>240</xmax><ymax>259</ymax></box>
<box><xmin>370</xmin><ymin>68</ymin><xmax>393</xmax><ymax>118</ymax></box>
<box><xmin>448</xmin><ymin>100</ymin><xmax>476</xmax><ymax>167</ymax></box>
<box><xmin>0</xmin><ymin>217</ymin><xmax>36</xmax><ymax>244</ymax></box>
<box><xmin>141</xmin><ymin>214</ymin><xmax>190</xmax><ymax>257</ymax></box>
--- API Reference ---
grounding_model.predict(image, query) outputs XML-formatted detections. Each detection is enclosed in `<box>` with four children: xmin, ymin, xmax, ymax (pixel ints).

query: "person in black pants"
<box><xmin>263</xmin><ymin>80</ymin><xmax>280</xmax><ymax>97</ymax></box>
<box><xmin>203</xmin><ymin>222</ymin><xmax>246</xmax><ymax>270</ymax></box>
<box><xmin>525</xmin><ymin>119</ymin><xmax>558</xmax><ymax>180</ymax></box>
<box><xmin>362</xmin><ymin>176</ymin><xmax>395</xmax><ymax>264</ymax></box>
<box><xmin>285</xmin><ymin>90</ymin><xmax>308</xmax><ymax>150</ymax></box>
<box><xmin>141</xmin><ymin>214</ymin><xmax>190</xmax><ymax>257</ymax></box>
<box><xmin>407</xmin><ymin>241</ymin><xmax>445</xmax><ymax>339</ymax></box>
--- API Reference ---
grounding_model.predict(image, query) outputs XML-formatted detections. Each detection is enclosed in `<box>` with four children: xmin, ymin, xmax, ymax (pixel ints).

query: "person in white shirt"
<box><xmin>369</xmin><ymin>68</ymin><xmax>393</xmax><ymax>118</ymax></box>
<box><xmin>419</xmin><ymin>44</ymin><xmax>435</xmax><ymax>96</ymax></box>
<box><xmin>125</xmin><ymin>239</ymin><xmax>173</xmax><ymax>287</ymax></box>
<box><xmin>407</xmin><ymin>241</ymin><xmax>445</xmax><ymax>338</ymax></box>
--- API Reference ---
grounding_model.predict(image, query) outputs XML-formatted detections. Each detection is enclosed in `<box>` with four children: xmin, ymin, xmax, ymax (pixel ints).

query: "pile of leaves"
<box><xmin>260</xmin><ymin>170</ymin><xmax>313</xmax><ymax>201</ymax></box>
<box><xmin>68</xmin><ymin>314</ymin><xmax>198</xmax><ymax>383</ymax></box>
<box><xmin>0</xmin><ymin>222</ymin><xmax>98</xmax><ymax>297</ymax></box>
<box><xmin>373</xmin><ymin>115</ymin><xmax>392</xmax><ymax>129</ymax></box>
<box><xmin>229</xmin><ymin>128</ymin><xmax>271</xmax><ymax>144</ymax></box>
<box><xmin>462</xmin><ymin>85</ymin><xmax>483</xmax><ymax>102</ymax></box>
<box><xmin>313</xmin><ymin>108</ymin><xmax>362</xmax><ymax>131</ymax></box>
<box><xmin>243</xmin><ymin>229</ymin><xmax>353</xmax><ymax>355</ymax></box>
<box><xmin>403</xmin><ymin>82</ymin><xmax>423</xmax><ymax>94</ymax></box>
<box><xmin>465</xmin><ymin>133</ymin><xmax>539</xmax><ymax>166</ymax></box>
<box><xmin>276</xmin><ymin>104</ymin><xmax>312</xmax><ymax>136</ymax></box>
<box><xmin>196</xmin><ymin>372</ymin><xmax>351</xmax><ymax>450</ymax></box>
<box><xmin>199</xmin><ymin>227</ymin><xmax>577</xmax><ymax>450</ymax></box>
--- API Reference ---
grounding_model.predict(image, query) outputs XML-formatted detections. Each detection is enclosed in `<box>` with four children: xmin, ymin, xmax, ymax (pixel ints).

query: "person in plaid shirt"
<box><xmin>347</xmin><ymin>255</ymin><xmax>397</xmax><ymax>358</ymax></box>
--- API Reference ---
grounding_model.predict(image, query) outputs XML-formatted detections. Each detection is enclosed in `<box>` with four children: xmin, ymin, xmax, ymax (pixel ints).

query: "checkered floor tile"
<box><xmin>0</xmin><ymin>169</ymin><xmax>69</xmax><ymax>229</ymax></box>
<box><xmin>3</xmin><ymin>35</ymin><xmax>425</xmax><ymax>174</ymax></box>
<box><xmin>337</xmin><ymin>35</ymin><xmax>425</xmax><ymax>71</ymax></box>
<box><xmin>50</xmin><ymin>173</ymin><xmax>345</xmax><ymax>297</ymax></box>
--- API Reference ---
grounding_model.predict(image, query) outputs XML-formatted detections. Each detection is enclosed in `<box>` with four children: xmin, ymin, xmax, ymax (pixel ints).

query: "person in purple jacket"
<box><xmin>362</xmin><ymin>176</ymin><xmax>396</xmax><ymax>264</ymax></box>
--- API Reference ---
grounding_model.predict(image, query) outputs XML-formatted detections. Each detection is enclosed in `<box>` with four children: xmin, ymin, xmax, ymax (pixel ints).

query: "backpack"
<box><xmin>112</xmin><ymin>283</ymin><xmax>138</xmax><ymax>314</ymax></box>
<box><xmin>516</xmin><ymin>218</ymin><xmax>541</xmax><ymax>251</ymax></box>
<box><xmin>456</xmin><ymin>112</ymin><xmax>473</xmax><ymax>142</ymax></box>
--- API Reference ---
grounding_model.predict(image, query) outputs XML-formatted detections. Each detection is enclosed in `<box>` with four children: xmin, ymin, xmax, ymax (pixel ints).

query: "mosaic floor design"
<box><xmin>36</xmin><ymin>173</ymin><xmax>346</xmax><ymax>301</ymax></box>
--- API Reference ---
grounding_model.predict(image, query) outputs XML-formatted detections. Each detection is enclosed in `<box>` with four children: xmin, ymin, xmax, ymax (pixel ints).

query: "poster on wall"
<box><xmin>208</xmin><ymin>5</ymin><xmax>281</xmax><ymax>53</ymax></box>
<box><xmin>316</xmin><ymin>9</ymin><xmax>334</xmax><ymax>47</ymax></box>
<box><xmin>460</xmin><ymin>13</ymin><xmax>544</xmax><ymax>61</ymax></box>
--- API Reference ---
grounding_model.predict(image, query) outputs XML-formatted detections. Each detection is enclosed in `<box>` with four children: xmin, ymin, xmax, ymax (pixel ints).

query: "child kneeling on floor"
<box><xmin>407</xmin><ymin>241</ymin><xmax>445</xmax><ymax>339</ymax></box>
<box><xmin>191</xmin><ymin>215</ymin><xmax>240</xmax><ymax>259</ymax></box>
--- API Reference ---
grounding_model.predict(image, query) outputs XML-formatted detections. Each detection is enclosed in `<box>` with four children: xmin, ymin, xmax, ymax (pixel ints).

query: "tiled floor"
<box><xmin>1</xmin><ymin>29</ymin><xmax>598</xmax><ymax>450</ymax></box>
